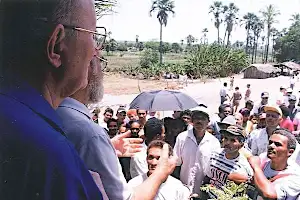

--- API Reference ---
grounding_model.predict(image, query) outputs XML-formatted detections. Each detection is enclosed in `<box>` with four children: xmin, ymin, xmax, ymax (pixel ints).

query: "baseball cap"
<box><xmin>289</xmin><ymin>95</ymin><xmax>297</xmax><ymax>101</ymax></box>
<box><xmin>287</xmin><ymin>88</ymin><xmax>293</xmax><ymax>93</ymax></box>
<box><xmin>220</xmin><ymin>125</ymin><xmax>246</xmax><ymax>138</ymax></box>
<box><xmin>264</xmin><ymin>105</ymin><xmax>282</xmax><ymax>117</ymax></box>
<box><xmin>261</xmin><ymin>92</ymin><xmax>269</xmax><ymax>98</ymax></box>
<box><xmin>280</xmin><ymin>85</ymin><xmax>287</xmax><ymax>89</ymax></box>
<box><xmin>218</xmin><ymin>115</ymin><xmax>236</xmax><ymax>126</ymax></box>
<box><xmin>191</xmin><ymin>106</ymin><xmax>210</xmax><ymax>120</ymax></box>
<box><xmin>117</xmin><ymin>107</ymin><xmax>126</xmax><ymax>114</ymax></box>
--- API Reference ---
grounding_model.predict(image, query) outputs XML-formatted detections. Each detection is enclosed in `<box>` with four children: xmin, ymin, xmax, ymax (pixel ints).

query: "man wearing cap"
<box><xmin>287</xmin><ymin>95</ymin><xmax>300</xmax><ymax>121</ymax></box>
<box><xmin>249</xmin><ymin>105</ymin><xmax>282</xmax><ymax>156</ymax></box>
<box><xmin>117</xmin><ymin>107</ymin><xmax>127</xmax><ymax>127</ymax></box>
<box><xmin>252</xmin><ymin>92</ymin><xmax>269</xmax><ymax>115</ymax></box>
<box><xmin>173</xmin><ymin>109</ymin><xmax>221</xmax><ymax>196</ymax></box>
<box><xmin>201</xmin><ymin>125</ymin><xmax>253</xmax><ymax>199</ymax></box>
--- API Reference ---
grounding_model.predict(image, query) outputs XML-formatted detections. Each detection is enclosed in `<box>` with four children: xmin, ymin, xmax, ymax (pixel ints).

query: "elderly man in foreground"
<box><xmin>0</xmin><ymin>0</ymin><xmax>104</xmax><ymax>199</ymax></box>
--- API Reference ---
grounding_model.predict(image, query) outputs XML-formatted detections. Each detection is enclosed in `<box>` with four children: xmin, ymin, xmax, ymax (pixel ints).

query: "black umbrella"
<box><xmin>129</xmin><ymin>90</ymin><xmax>199</xmax><ymax>111</ymax></box>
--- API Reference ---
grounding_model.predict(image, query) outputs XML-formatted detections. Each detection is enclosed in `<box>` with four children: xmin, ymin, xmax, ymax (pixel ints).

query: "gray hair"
<box><xmin>0</xmin><ymin>0</ymin><xmax>81</xmax><ymax>83</ymax></box>
<box><xmin>273</xmin><ymin>128</ymin><xmax>297</xmax><ymax>150</ymax></box>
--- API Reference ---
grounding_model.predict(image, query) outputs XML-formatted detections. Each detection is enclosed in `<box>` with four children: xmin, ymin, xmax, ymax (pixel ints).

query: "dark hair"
<box><xmin>144</xmin><ymin>118</ymin><xmax>164</xmax><ymax>143</ymax></box>
<box><xmin>107</xmin><ymin>118</ymin><xmax>118</xmax><ymax>127</ymax></box>
<box><xmin>247</xmin><ymin>84</ymin><xmax>250</xmax><ymax>87</ymax></box>
<box><xmin>191</xmin><ymin>110</ymin><xmax>209</xmax><ymax>121</ymax></box>
<box><xmin>0</xmin><ymin>0</ymin><xmax>80</xmax><ymax>83</ymax></box>
<box><xmin>129</xmin><ymin>120</ymin><xmax>140</xmax><ymax>127</ymax></box>
<box><xmin>104</xmin><ymin>107</ymin><xmax>114</xmax><ymax>116</ymax></box>
<box><xmin>147</xmin><ymin>140</ymin><xmax>173</xmax><ymax>157</ymax></box>
<box><xmin>272</xmin><ymin>128</ymin><xmax>297</xmax><ymax>150</ymax></box>
<box><xmin>245</xmin><ymin>100</ymin><xmax>254</xmax><ymax>107</ymax></box>
<box><xmin>219</xmin><ymin>104</ymin><xmax>232</xmax><ymax>113</ymax></box>
<box><xmin>279</xmin><ymin>105</ymin><xmax>290</xmax><ymax>118</ymax></box>
<box><xmin>223</xmin><ymin>82</ymin><xmax>228</xmax><ymax>87</ymax></box>
<box><xmin>137</xmin><ymin>109</ymin><xmax>148</xmax><ymax>114</ymax></box>
<box><xmin>235</xmin><ymin>87</ymin><xmax>239</xmax><ymax>90</ymax></box>
<box><xmin>180</xmin><ymin>110</ymin><xmax>192</xmax><ymax>118</ymax></box>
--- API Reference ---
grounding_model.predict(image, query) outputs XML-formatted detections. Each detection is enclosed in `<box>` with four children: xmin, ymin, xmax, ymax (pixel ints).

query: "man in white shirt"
<box><xmin>252</xmin><ymin>92</ymin><xmax>269</xmax><ymax>115</ymax></box>
<box><xmin>128</xmin><ymin>140</ymin><xmax>191</xmax><ymax>200</ymax></box>
<box><xmin>98</xmin><ymin>107</ymin><xmax>114</xmax><ymax>131</ymax></box>
<box><xmin>248</xmin><ymin>129</ymin><xmax>300</xmax><ymax>199</ymax></box>
<box><xmin>220</xmin><ymin>82</ymin><xmax>230</xmax><ymax>105</ymax></box>
<box><xmin>173</xmin><ymin>108</ymin><xmax>221</xmax><ymax>196</ymax></box>
<box><xmin>249</xmin><ymin>105</ymin><xmax>282</xmax><ymax>156</ymax></box>
<box><xmin>130</xmin><ymin>118</ymin><xmax>165</xmax><ymax>178</ymax></box>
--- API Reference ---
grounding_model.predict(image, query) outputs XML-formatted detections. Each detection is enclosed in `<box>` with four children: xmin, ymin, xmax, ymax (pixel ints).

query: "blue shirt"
<box><xmin>0</xmin><ymin>82</ymin><xmax>103</xmax><ymax>200</ymax></box>
<box><xmin>57</xmin><ymin>98</ymin><xmax>132</xmax><ymax>200</ymax></box>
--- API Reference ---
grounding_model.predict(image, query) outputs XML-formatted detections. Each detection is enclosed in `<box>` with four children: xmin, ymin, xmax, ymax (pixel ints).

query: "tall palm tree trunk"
<box><xmin>254</xmin><ymin>37</ymin><xmax>258</xmax><ymax>63</ymax></box>
<box><xmin>217</xmin><ymin>27</ymin><xmax>220</xmax><ymax>44</ymax></box>
<box><xmin>251</xmin><ymin>37</ymin><xmax>256</xmax><ymax>63</ymax></box>
<box><xmin>159</xmin><ymin>23</ymin><xmax>163</xmax><ymax>65</ymax></box>
<box><xmin>265</xmin><ymin>28</ymin><xmax>270</xmax><ymax>62</ymax></box>
<box><xmin>223</xmin><ymin>30</ymin><xmax>227</xmax><ymax>46</ymax></box>
<box><xmin>226</xmin><ymin>31</ymin><xmax>231</xmax><ymax>47</ymax></box>
<box><xmin>245</xmin><ymin>29</ymin><xmax>250</xmax><ymax>54</ymax></box>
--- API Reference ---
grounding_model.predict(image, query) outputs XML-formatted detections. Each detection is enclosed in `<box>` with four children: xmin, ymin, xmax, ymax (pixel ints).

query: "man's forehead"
<box><xmin>270</xmin><ymin>134</ymin><xmax>288</xmax><ymax>144</ymax></box>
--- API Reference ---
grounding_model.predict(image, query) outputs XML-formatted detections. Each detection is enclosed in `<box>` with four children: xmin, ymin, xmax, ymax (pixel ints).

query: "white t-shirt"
<box><xmin>255</xmin><ymin>160</ymin><xmax>300</xmax><ymax>200</ymax></box>
<box><xmin>220</xmin><ymin>87</ymin><xmax>228</xmax><ymax>97</ymax></box>
<box><xmin>204</xmin><ymin>149</ymin><xmax>253</xmax><ymax>189</ymax></box>
<box><xmin>128</xmin><ymin>173</ymin><xmax>191</xmax><ymax>200</ymax></box>
<box><xmin>130</xmin><ymin>143</ymin><xmax>148</xmax><ymax>178</ymax></box>
<box><xmin>174</xmin><ymin>129</ymin><xmax>221</xmax><ymax>195</ymax></box>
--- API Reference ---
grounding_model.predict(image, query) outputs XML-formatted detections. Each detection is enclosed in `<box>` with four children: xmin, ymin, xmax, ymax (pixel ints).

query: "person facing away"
<box><xmin>220</xmin><ymin>82</ymin><xmax>230</xmax><ymax>105</ymax></box>
<box><xmin>245</xmin><ymin>84</ymin><xmax>251</xmax><ymax>101</ymax></box>
<box><xmin>56</xmin><ymin>54</ymin><xmax>177</xmax><ymax>200</ymax></box>
<box><xmin>279</xmin><ymin>105</ymin><xmax>294</xmax><ymax>132</ymax></box>
<box><xmin>128</xmin><ymin>140</ymin><xmax>191</xmax><ymax>200</ymax></box>
<box><xmin>0</xmin><ymin>0</ymin><xmax>103</xmax><ymax>199</ymax></box>
<box><xmin>248</xmin><ymin>129</ymin><xmax>300</xmax><ymax>200</ymax></box>
<box><xmin>231</xmin><ymin>86</ymin><xmax>242</xmax><ymax>113</ymax></box>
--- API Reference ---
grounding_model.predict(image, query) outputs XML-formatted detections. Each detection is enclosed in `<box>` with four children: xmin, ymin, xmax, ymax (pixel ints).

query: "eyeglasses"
<box><xmin>36</xmin><ymin>18</ymin><xmax>107</xmax><ymax>50</ymax></box>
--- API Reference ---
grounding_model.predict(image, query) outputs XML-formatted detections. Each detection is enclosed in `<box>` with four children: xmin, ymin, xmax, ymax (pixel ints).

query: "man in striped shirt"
<box><xmin>202</xmin><ymin>125</ymin><xmax>253</xmax><ymax>198</ymax></box>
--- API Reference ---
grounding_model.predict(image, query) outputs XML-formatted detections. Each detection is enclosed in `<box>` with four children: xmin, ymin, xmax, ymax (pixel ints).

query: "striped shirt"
<box><xmin>204</xmin><ymin>149</ymin><xmax>253</xmax><ymax>189</ymax></box>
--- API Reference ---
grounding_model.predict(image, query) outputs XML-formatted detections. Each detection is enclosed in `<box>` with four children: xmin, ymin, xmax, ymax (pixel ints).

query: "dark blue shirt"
<box><xmin>0</xmin><ymin>82</ymin><xmax>103</xmax><ymax>200</ymax></box>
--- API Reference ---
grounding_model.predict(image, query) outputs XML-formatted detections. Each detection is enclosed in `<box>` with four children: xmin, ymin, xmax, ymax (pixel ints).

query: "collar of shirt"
<box><xmin>187</xmin><ymin>129</ymin><xmax>210</xmax><ymax>146</ymax></box>
<box><xmin>0</xmin><ymin>81</ymin><xmax>63</xmax><ymax>128</ymax></box>
<box><xmin>59</xmin><ymin>97</ymin><xmax>91</xmax><ymax>120</ymax></box>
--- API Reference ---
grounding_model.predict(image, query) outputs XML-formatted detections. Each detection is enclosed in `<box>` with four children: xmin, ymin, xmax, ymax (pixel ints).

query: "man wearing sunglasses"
<box><xmin>0</xmin><ymin>0</ymin><xmax>105</xmax><ymax>199</ymax></box>
<box><xmin>249</xmin><ymin>105</ymin><xmax>282</xmax><ymax>156</ymax></box>
<box><xmin>248</xmin><ymin>129</ymin><xmax>300</xmax><ymax>199</ymax></box>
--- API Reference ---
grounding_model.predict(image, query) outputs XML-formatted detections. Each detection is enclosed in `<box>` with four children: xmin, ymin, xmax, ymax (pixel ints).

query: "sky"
<box><xmin>99</xmin><ymin>0</ymin><xmax>300</xmax><ymax>44</ymax></box>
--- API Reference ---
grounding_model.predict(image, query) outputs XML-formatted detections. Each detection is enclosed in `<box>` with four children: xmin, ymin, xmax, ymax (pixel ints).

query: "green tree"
<box><xmin>223</xmin><ymin>3</ymin><xmax>239</xmax><ymax>47</ymax></box>
<box><xmin>241</xmin><ymin>12</ymin><xmax>257</xmax><ymax>54</ymax></box>
<box><xmin>145</xmin><ymin>41</ymin><xmax>160</xmax><ymax>51</ymax></box>
<box><xmin>260</xmin><ymin>4</ymin><xmax>280</xmax><ymax>62</ymax></box>
<box><xmin>150</xmin><ymin>0</ymin><xmax>175</xmax><ymax>65</ymax></box>
<box><xmin>171</xmin><ymin>42</ymin><xmax>181</xmax><ymax>53</ymax></box>
<box><xmin>209</xmin><ymin>1</ymin><xmax>224</xmax><ymax>45</ymax></box>
<box><xmin>252</xmin><ymin>18</ymin><xmax>264</xmax><ymax>63</ymax></box>
<box><xmin>186</xmin><ymin>35</ymin><xmax>196</xmax><ymax>47</ymax></box>
<box><xmin>95</xmin><ymin>0</ymin><xmax>117</xmax><ymax>20</ymax></box>
<box><xmin>290</xmin><ymin>13</ymin><xmax>300</xmax><ymax>27</ymax></box>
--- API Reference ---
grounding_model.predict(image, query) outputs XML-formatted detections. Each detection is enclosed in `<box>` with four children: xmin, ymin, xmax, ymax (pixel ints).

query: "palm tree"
<box><xmin>289</xmin><ymin>13</ymin><xmax>300</xmax><ymax>27</ymax></box>
<box><xmin>270</xmin><ymin>28</ymin><xmax>279</xmax><ymax>62</ymax></box>
<box><xmin>223</xmin><ymin>3</ymin><xmax>239</xmax><ymax>47</ymax></box>
<box><xmin>202</xmin><ymin>28</ymin><xmax>209</xmax><ymax>44</ymax></box>
<box><xmin>209</xmin><ymin>1</ymin><xmax>224</xmax><ymax>45</ymax></box>
<box><xmin>186</xmin><ymin>35</ymin><xmax>196</xmax><ymax>47</ymax></box>
<box><xmin>253</xmin><ymin>19</ymin><xmax>264</xmax><ymax>63</ymax></box>
<box><xmin>260</xmin><ymin>4</ymin><xmax>280</xmax><ymax>62</ymax></box>
<box><xmin>150</xmin><ymin>0</ymin><xmax>175</xmax><ymax>65</ymax></box>
<box><xmin>242</xmin><ymin>12</ymin><xmax>257</xmax><ymax>54</ymax></box>
<box><xmin>95</xmin><ymin>0</ymin><xmax>117</xmax><ymax>20</ymax></box>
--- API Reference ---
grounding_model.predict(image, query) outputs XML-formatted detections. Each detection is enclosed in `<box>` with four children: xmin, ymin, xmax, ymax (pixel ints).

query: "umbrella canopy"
<box><xmin>129</xmin><ymin>90</ymin><xmax>199</xmax><ymax>111</ymax></box>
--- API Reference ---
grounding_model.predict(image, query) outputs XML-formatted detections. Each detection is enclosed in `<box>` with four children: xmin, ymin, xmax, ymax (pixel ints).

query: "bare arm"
<box><xmin>131</xmin><ymin>144</ymin><xmax>177</xmax><ymax>200</ymax></box>
<box><xmin>248</xmin><ymin>157</ymin><xmax>277</xmax><ymax>199</ymax></box>
<box><xmin>227</xmin><ymin>172</ymin><xmax>248</xmax><ymax>184</ymax></box>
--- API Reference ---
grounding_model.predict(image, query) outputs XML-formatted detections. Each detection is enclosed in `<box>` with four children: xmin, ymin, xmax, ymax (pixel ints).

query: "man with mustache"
<box><xmin>174</xmin><ymin>108</ymin><xmax>221</xmax><ymax>196</ymax></box>
<box><xmin>202</xmin><ymin>125</ymin><xmax>253</xmax><ymax>199</ymax></box>
<box><xmin>57</xmin><ymin>55</ymin><xmax>176</xmax><ymax>199</ymax></box>
<box><xmin>128</xmin><ymin>140</ymin><xmax>190</xmax><ymax>200</ymax></box>
<box><xmin>248</xmin><ymin>129</ymin><xmax>300</xmax><ymax>199</ymax></box>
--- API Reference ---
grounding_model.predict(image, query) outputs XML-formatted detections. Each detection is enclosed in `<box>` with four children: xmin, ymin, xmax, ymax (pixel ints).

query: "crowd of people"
<box><xmin>1</xmin><ymin>0</ymin><xmax>300</xmax><ymax>200</ymax></box>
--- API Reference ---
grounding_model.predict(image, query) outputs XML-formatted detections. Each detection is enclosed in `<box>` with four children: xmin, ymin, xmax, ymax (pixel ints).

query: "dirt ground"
<box><xmin>103</xmin><ymin>73</ymin><xmax>183</xmax><ymax>95</ymax></box>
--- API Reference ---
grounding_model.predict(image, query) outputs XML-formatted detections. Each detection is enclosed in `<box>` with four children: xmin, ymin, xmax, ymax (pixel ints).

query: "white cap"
<box><xmin>287</xmin><ymin>88</ymin><xmax>293</xmax><ymax>93</ymax></box>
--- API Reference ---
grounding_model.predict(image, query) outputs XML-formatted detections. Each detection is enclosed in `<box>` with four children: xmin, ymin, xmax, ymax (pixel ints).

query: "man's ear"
<box><xmin>288</xmin><ymin>149</ymin><xmax>295</xmax><ymax>157</ymax></box>
<box><xmin>47</xmin><ymin>24</ymin><xmax>66</xmax><ymax>68</ymax></box>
